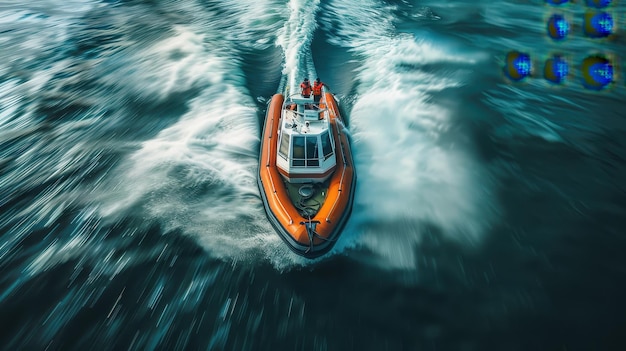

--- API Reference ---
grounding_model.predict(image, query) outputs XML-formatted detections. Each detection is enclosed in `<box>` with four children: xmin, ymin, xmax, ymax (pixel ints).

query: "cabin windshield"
<box><xmin>287</xmin><ymin>134</ymin><xmax>328</xmax><ymax>168</ymax></box>
<box><xmin>306</xmin><ymin>137</ymin><xmax>319</xmax><ymax>167</ymax></box>
<box><xmin>279</xmin><ymin>133</ymin><xmax>290</xmax><ymax>159</ymax></box>
<box><xmin>292</xmin><ymin>136</ymin><xmax>305</xmax><ymax>166</ymax></box>
<box><xmin>321</xmin><ymin>131</ymin><xmax>333</xmax><ymax>160</ymax></box>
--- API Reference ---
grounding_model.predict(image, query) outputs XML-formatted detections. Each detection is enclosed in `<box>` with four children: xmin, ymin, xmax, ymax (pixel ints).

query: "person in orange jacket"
<box><xmin>300</xmin><ymin>78</ymin><xmax>312</xmax><ymax>98</ymax></box>
<box><xmin>312</xmin><ymin>77</ymin><xmax>326</xmax><ymax>103</ymax></box>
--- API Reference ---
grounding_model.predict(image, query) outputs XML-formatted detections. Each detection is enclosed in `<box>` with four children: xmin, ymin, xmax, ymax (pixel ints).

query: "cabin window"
<box><xmin>278</xmin><ymin>133</ymin><xmax>289</xmax><ymax>159</ymax></box>
<box><xmin>321</xmin><ymin>131</ymin><xmax>333</xmax><ymax>160</ymax></box>
<box><xmin>292</xmin><ymin>136</ymin><xmax>305</xmax><ymax>167</ymax></box>
<box><xmin>291</xmin><ymin>136</ymin><xmax>321</xmax><ymax>167</ymax></box>
<box><xmin>306</xmin><ymin>136</ymin><xmax>319</xmax><ymax>167</ymax></box>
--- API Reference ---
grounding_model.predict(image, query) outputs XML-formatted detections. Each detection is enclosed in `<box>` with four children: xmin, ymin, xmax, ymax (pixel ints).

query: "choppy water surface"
<box><xmin>1</xmin><ymin>0</ymin><xmax>625</xmax><ymax>350</ymax></box>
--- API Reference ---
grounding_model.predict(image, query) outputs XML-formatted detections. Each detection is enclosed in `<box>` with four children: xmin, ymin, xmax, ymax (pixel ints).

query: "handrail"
<box><xmin>326</xmin><ymin>159</ymin><xmax>347</xmax><ymax>223</ymax></box>
<box><xmin>285</xmin><ymin>93</ymin><xmax>309</xmax><ymax>102</ymax></box>
<box><xmin>266</xmin><ymin>157</ymin><xmax>293</xmax><ymax>225</ymax></box>
<box><xmin>264</xmin><ymin>100</ymin><xmax>293</xmax><ymax>225</ymax></box>
<box><xmin>326</xmin><ymin>111</ymin><xmax>350</xmax><ymax>223</ymax></box>
<box><xmin>269</xmin><ymin>113</ymin><xmax>274</xmax><ymax>139</ymax></box>
<box><xmin>283</xmin><ymin>93</ymin><xmax>328</xmax><ymax>114</ymax></box>
<box><xmin>266</xmin><ymin>121</ymin><xmax>272</xmax><ymax>167</ymax></box>
<box><xmin>282</xmin><ymin>107</ymin><xmax>329</xmax><ymax>117</ymax></box>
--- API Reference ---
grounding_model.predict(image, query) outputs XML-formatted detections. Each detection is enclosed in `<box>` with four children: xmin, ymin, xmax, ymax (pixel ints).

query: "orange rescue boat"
<box><xmin>258</xmin><ymin>89</ymin><xmax>356</xmax><ymax>258</ymax></box>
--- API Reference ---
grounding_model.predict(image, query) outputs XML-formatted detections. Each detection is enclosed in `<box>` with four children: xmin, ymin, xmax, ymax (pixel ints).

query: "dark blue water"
<box><xmin>1</xmin><ymin>0</ymin><xmax>625</xmax><ymax>350</ymax></box>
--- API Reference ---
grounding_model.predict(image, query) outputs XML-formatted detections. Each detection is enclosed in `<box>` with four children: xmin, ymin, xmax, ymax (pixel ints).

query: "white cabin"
<box><xmin>276</xmin><ymin>94</ymin><xmax>337</xmax><ymax>183</ymax></box>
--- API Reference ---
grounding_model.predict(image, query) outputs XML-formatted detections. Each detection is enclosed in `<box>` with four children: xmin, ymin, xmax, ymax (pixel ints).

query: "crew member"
<box><xmin>300</xmin><ymin>78</ymin><xmax>312</xmax><ymax>98</ymax></box>
<box><xmin>312</xmin><ymin>77</ymin><xmax>325</xmax><ymax>103</ymax></box>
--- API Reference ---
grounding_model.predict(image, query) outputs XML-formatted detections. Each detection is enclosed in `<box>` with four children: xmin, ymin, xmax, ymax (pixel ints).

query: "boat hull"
<box><xmin>257</xmin><ymin>93</ymin><xmax>356</xmax><ymax>258</ymax></box>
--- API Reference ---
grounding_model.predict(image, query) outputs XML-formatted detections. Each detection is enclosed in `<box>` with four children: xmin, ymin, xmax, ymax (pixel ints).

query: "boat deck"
<box><xmin>283</xmin><ymin>180</ymin><xmax>329</xmax><ymax>218</ymax></box>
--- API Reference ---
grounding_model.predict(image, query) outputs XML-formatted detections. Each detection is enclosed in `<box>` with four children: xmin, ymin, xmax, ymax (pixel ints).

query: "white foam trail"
<box><xmin>90</xmin><ymin>21</ymin><xmax>287</xmax><ymax>260</ymax></box>
<box><xmin>79</xmin><ymin>1</ymin><xmax>333</xmax><ymax>264</ymax></box>
<box><xmin>276</xmin><ymin>0</ymin><xmax>320</xmax><ymax>92</ymax></box>
<box><xmin>321</xmin><ymin>0</ymin><xmax>498</xmax><ymax>269</ymax></box>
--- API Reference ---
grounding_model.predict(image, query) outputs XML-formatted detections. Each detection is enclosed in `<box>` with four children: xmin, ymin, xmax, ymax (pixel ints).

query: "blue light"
<box><xmin>514</xmin><ymin>55</ymin><xmax>531</xmax><ymax>76</ymax></box>
<box><xmin>554</xmin><ymin>59</ymin><xmax>568</xmax><ymax>80</ymax></box>
<box><xmin>544</xmin><ymin>56</ymin><xmax>569</xmax><ymax>83</ymax></box>
<box><xmin>546</xmin><ymin>0</ymin><xmax>569</xmax><ymax>4</ymax></box>
<box><xmin>548</xmin><ymin>14</ymin><xmax>569</xmax><ymax>40</ymax></box>
<box><xmin>505</xmin><ymin>51</ymin><xmax>532</xmax><ymax>81</ymax></box>
<box><xmin>555</xmin><ymin>17</ymin><xmax>569</xmax><ymax>37</ymax></box>
<box><xmin>590</xmin><ymin>63</ymin><xmax>613</xmax><ymax>85</ymax></box>
<box><xmin>591</xmin><ymin>13</ymin><xmax>613</xmax><ymax>35</ymax></box>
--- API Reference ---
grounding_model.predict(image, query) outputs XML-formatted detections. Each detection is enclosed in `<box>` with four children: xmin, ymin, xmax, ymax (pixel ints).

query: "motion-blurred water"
<box><xmin>1</xmin><ymin>0</ymin><xmax>625</xmax><ymax>350</ymax></box>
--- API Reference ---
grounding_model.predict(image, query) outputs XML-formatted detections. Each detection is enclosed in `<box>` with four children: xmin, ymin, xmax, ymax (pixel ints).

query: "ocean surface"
<box><xmin>1</xmin><ymin>0</ymin><xmax>626</xmax><ymax>350</ymax></box>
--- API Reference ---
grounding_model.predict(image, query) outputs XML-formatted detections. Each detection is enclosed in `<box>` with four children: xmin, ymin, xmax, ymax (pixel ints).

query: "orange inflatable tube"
<box><xmin>258</xmin><ymin>93</ymin><xmax>356</xmax><ymax>258</ymax></box>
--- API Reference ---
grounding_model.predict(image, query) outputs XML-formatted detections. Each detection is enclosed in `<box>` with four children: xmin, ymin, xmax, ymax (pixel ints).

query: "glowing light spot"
<box><xmin>555</xmin><ymin>61</ymin><xmax>568</xmax><ymax>79</ymax></box>
<box><xmin>591</xmin><ymin>63</ymin><xmax>613</xmax><ymax>84</ymax></box>
<box><xmin>581</xmin><ymin>55</ymin><xmax>613</xmax><ymax>90</ymax></box>
<box><xmin>504</xmin><ymin>51</ymin><xmax>532</xmax><ymax>81</ymax></box>
<box><xmin>544</xmin><ymin>55</ymin><xmax>569</xmax><ymax>84</ymax></box>
<box><xmin>584</xmin><ymin>12</ymin><xmax>614</xmax><ymax>38</ymax></box>
<box><xmin>594</xmin><ymin>14</ymin><xmax>613</xmax><ymax>33</ymax></box>
<box><xmin>547</xmin><ymin>14</ymin><xmax>569</xmax><ymax>40</ymax></box>
<box><xmin>514</xmin><ymin>57</ymin><xmax>531</xmax><ymax>76</ymax></box>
